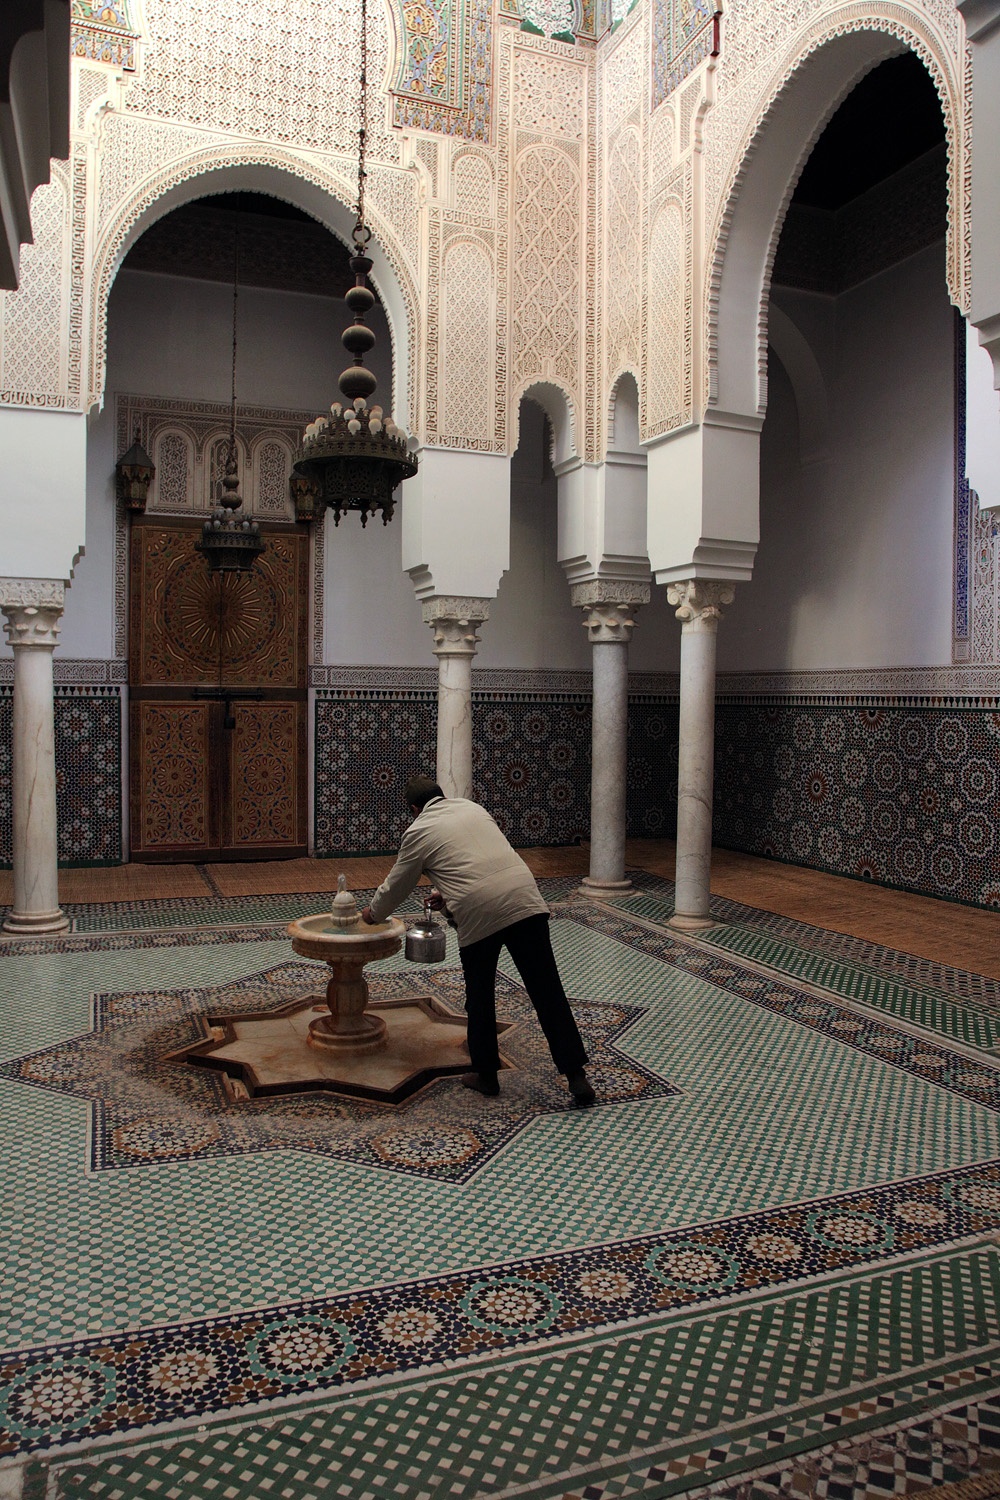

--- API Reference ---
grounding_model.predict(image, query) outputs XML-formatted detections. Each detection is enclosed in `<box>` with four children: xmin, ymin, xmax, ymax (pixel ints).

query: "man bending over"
<box><xmin>362</xmin><ymin>775</ymin><xmax>595</xmax><ymax>1106</ymax></box>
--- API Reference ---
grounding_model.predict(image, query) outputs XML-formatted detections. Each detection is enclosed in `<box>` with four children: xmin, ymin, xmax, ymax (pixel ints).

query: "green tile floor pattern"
<box><xmin>613</xmin><ymin>892</ymin><xmax>1000</xmax><ymax>1052</ymax></box>
<box><xmin>34</xmin><ymin>1246</ymin><xmax>1000</xmax><ymax>1499</ymax></box>
<box><xmin>3</xmin><ymin>923</ymin><xmax>999</xmax><ymax>1348</ymax></box>
<box><xmin>3</xmin><ymin>904</ymin><xmax>1000</xmax><ymax>1495</ymax></box>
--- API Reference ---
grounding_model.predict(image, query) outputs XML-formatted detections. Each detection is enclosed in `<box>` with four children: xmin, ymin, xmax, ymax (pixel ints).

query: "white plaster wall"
<box><xmin>719</xmin><ymin>243</ymin><xmax>955</xmax><ymax>671</ymax></box>
<box><xmin>64</xmin><ymin>271</ymin><xmax>611</xmax><ymax>674</ymax></box>
<box><xmin>0</xmin><ymin>408</ymin><xmax>87</xmax><ymax>587</ymax></box>
<box><xmin>967</xmin><ymin>317</ymin><xmax>1000</xmax><ymax>513</ymax></box>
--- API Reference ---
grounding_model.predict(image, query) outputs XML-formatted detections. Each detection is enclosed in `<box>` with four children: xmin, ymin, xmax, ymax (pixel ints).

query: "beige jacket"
<box><xmin>369</xmin><ymin>797</ymin><xmax>548</xmax><ymax>948</ymax></box>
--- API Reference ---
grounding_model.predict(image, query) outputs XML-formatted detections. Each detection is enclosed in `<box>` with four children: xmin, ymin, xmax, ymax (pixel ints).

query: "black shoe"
<box><xmin>461</xmin><ymin>1071</ymin><xmax>500</xmax><ymax>1097</ymax></box>
<box><xmin>566</xmin><ymin>1069</ymin><xmax>596</xmax><ymax>1107</ymax></box>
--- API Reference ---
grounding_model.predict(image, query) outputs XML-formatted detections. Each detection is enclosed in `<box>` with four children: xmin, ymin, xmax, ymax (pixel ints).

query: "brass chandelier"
<box><xmin>292</xmin><ymin>0</ymin><xmax>417</xmax><ymax>527</ymax></box>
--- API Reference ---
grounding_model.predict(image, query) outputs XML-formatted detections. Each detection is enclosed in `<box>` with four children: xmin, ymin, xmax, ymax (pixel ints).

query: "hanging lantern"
<box><xmin>194</xmin><ymin>217</ymin><xmax>265</xmax><ymax>575</ymax></box>
<box><xmin>292</xmin><ymin>0</ymin><xmax>417</xmax><ymax>527</ymax></box>
<box><xmin>115</xmin><ymin>431</ymin><xmax>155</xmax><ymax>513</ymax></box>
<box><xmin>196</xmin><ymin>440</ymin><xmax>265</xmax><ymax>573</ymax></box>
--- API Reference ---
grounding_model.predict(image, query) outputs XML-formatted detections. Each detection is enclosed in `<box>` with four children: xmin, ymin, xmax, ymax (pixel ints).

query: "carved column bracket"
<box><xmin>571</xmin><ymin>581</ymin><xmax>650</xmax><ymax>645</ymax></box>
<box><xmin>422</xmin><ymin>597</ymin><xmax>491</xmax><ymax>658</ymax></box>
<box><xmin>666</xmin><ymin>579</ymin><xmax>736</xmax><ymax>626</ymax></box>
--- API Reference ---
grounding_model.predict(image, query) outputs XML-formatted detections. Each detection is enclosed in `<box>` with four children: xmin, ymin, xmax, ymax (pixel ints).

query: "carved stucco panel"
<box><xmin>513</xmin><ymin>46</ymin><xmax>587</xmax><ymax>138</ymax></box>
<box><xmin>646</xmin><ymin>194</ymin><xmax>687</xmax><ymax>437</ymax></box>
<box><xmin>0</xmin><ymin>171</ymin><xmax>71</xmax><ymax>407</ymax></box>
<box><xmin>120</xmin><ymin>0</ymin><xmax>401</xmax><ymax>165</ymax></box>
<box><xmin>511</xmin><ymin>142</ymin><xmax>583</xmax><ymax>403</ymax></box>
<box><xmin>439</xmin><ymin>237</ymin><xmax>495</xmax><ymax>446</ymax></box>
<box><xmin>601</xmin><ymin>7</ymin><xmax>645</xmax><ymax>135</ymax></box>
<box><xmin>605</xmin><ymin>126</ymin><xmax>643</xmax><ymax>391</ymax></box>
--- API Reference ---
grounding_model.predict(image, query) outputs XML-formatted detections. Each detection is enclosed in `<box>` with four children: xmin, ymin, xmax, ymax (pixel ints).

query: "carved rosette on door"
<box><xmin>129</xmin><ymin>520</ymin><xmax>308</xmax><ymax>860</ymax></box>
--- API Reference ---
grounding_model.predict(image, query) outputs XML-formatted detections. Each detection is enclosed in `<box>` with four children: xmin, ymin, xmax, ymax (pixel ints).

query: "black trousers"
<box><xmin>458</xmin><ymin>912</ymin><xmax>589</xmax><ymax>1075</ymax></box>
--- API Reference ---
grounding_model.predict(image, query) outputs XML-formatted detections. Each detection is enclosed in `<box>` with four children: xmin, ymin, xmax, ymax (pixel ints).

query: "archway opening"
<box><xmin>89</xmin><ymin>188</ymin><xmax>407</xmax><ymax>863</ymax></box>
<box><xmin>715</xmin><ymin>50</ymin><xmax>962</xmax><ymax>900</ymax></box>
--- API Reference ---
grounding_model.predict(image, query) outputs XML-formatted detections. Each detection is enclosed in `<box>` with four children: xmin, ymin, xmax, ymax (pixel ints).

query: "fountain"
<box><xmin>287</xmin><ymin>876</ymin><xmax>405</xmax><ymax>1054</ymax></box>
<box><xmin>174</xmin><ymin>875</ymin><xmax>504</xmax><ymax>1105</ymax></box>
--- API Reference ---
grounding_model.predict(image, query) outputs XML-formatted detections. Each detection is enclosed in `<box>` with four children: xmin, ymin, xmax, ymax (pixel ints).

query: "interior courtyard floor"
<box><xmin>1</xmin><ymin>845</ymin><xmax>999</xmax><ymax>1498</ymax></box>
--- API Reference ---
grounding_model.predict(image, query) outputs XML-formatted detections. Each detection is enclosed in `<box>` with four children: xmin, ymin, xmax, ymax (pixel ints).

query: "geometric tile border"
<box><xmin>615</xmin><ymin>890</ymin><xmax>1000</xmax><ymax>1049</ymax></box>
<box><xmin>3</xmin><ymin>1162</ymin><xmax>1000</xmax><ymax>1458</ymax></box>
<box><xmin>567</xmin><ymin>903</ymin><xmax>1000</xmax><ymax>1112</ymax></box>
<box><xmin>0</xmin><ymin>962</ymin><xmax>675</xmax><ymax>1183</ymax></box>
<box><xmin>617</xmin><ymin>874</ymin><xmax>1000</xmax><ymax>1011</ymax></box>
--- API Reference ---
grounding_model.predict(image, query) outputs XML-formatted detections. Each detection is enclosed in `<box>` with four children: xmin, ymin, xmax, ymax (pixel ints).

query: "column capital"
<box><xmin>666</xmin><ymin>579</ymin><xmax>735</xmax><ymax>625</ymax></box>
<box><xmin>0</xmin><ymin>579</ymin><xmax>65</xmax><ymax>650</ymax></box>
<box><xmin>573</xmin><ymin>586</ymin><xmax>648</xmax><ymax>644</ymax></box>
<box><xmin>421</xmin><ymin>596</ymin><xmax>490</xmax><ymax>657</ymax></box>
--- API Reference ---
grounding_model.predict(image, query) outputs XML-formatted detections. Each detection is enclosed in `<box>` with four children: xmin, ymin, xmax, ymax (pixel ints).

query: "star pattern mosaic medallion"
<box><xmin>0</xmin><ymin>962</ymin><xmax>675</xmax><ymax>1184</ymax></box>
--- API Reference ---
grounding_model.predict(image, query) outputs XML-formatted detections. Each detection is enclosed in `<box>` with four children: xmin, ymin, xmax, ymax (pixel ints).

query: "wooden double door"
<box><xmin>129</xmin><ymin>518</ymin><xmax>309</xmax><ymax>862</ymax></box>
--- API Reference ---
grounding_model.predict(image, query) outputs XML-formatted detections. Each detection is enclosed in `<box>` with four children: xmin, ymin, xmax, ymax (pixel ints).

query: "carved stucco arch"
<box><xmin>87</xmin><ymin>147</ymin><xmax>420</xmax><ymax>428</ymax></box>
<box><xmin>706</xmin><ymin>4</ymin><xmax>967</xmax><ymax>420</ymax></box>
<box><xmin>512</xmin><ymin>379</ymin><xmax>579</xmax><ymax>469</ymax></box>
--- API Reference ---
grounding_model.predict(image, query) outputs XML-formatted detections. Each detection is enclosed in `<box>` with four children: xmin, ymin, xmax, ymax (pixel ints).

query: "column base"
<box><xmin>668</xmin><ymin>911</ymin><xmax>716</xmax><ymax>932</ymax></box>
<box><xmin>2</xmin><ymin>908</ymin><xmax>70</xmax><ymax>935</ymax></box>
<box><xmin>579</xmin><ymin>877</ymin><xmax>634</xmax><ymax>898</ymax></box>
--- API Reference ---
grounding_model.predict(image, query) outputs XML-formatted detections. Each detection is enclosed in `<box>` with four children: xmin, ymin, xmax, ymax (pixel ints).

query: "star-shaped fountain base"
<box><xmin>173</xmin><ymin>994</ymin><xmax>511</xmax><ymax>1106</ymax></box>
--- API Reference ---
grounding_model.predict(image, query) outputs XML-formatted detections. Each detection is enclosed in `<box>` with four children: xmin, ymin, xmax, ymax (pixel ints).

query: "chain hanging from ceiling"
<box><xmin>292</xmin><ymin>0</ymin><xmax>418</xmax><ymax>528</ymax></box>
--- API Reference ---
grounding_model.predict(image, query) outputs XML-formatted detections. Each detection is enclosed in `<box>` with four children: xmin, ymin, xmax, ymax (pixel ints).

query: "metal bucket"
<box><xmin>405</xmin><ymin>898</ymin><xmax>447</xmax><ymax>963</ymax></box>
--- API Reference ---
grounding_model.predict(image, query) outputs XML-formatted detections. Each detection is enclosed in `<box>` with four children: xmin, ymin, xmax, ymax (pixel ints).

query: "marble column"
<box><xmin>666</xmin><ymin>579</ymin><xmax>735</xmax><ymax>930</ymax></box>
<box><xmin>422</xmin><ymin>597</ymin><xmax>490</xmax><ymax>800</ymax></box>
<box><xmin>572</xmin><ymin>582</ymin><xmax>649</xmax><ymax>895</ymax></box>
<box><xmin>1</xmin><ymin>579</ymin><xmax>69</xmax><ymax>934</ymax></box>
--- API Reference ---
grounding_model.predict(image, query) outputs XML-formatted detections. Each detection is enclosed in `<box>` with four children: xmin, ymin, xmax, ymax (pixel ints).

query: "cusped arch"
<box><xmin>607</xmin><ymin>369</ymin><xmax>642</xmax><ymax>455</ymax></box>
<box><xmin>88</xmin><ymin>148</ymin><xmax>420</xmax><ymax>429</ymax></box>
<box><xmin>707</xmin><ymin>6</ymin><xmax>966</xmax><ymax>421</ymax></box>
<box><xmin>513</xmin><ymin>379</ymin><xmax>578</xmax><ymax>470</ymax></box>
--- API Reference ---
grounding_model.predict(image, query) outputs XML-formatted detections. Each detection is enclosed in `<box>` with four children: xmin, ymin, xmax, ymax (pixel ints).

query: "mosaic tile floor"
<box><xmin>2</xmin><ymin>883</ymin><xmax>1000</xmax><ymax>1498</ymax></box>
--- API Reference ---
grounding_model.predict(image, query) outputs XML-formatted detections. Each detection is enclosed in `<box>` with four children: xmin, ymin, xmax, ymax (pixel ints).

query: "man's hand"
<box><xmin>426</xmin><ymin>889</ymin><xmax>445</xmax><ymax>912</ymax></box>
<box><xmin>360</xmin><ymin>906</ymin><xmax>377</xmax><ymax>925</ymax></box>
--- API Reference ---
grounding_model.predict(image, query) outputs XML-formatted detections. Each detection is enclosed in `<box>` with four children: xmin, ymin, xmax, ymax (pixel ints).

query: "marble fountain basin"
<box><xmin>288</xmin><ymin>911</ymin><xmax>404</xmax><ymax>961</ymax></box>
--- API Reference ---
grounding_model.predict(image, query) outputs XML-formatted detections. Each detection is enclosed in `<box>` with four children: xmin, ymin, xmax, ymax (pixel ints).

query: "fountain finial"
<box><xmin>330</xmin><ymin>873</ymin><xmax>361</xmax><ymax>929</ymax></box>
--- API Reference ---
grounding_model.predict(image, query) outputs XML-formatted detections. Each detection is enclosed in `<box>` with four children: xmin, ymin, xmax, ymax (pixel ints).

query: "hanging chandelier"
<box><xmin>196</xmin><ymin>218</ymin><xmax>265</xmax><ymax>573</ymax></box>
<box><xmin>292</xmin><ymin>0</ymin><xmax>417</xmax><ymax>527</ymax></box>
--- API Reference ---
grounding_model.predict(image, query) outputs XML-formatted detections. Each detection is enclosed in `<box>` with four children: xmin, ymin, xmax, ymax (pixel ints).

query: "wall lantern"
<box><xmin>115</xmin><ymin>431</ymin><xmax>155</xmax><ymax>513</ymax></box>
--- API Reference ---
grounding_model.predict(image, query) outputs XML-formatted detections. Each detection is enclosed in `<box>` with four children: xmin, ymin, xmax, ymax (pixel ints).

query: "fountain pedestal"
<box><xmin>288</xmin><ymin>911</ymin><xmax>405</xmax><ymax>1054</ymax></box>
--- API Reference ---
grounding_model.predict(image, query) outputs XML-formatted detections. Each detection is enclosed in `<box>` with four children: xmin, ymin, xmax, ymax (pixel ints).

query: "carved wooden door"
<box><xmin>129</xmin><ymin>518</ymin><xmax>308</xmax><ymax>861</ymax></box>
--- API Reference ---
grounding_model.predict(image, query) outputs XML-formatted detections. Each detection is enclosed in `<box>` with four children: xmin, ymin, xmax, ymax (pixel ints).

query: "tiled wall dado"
<box><xmin>0</xmin><ymin>684</ymin><xmax>122</xmax><ymax>868</ymax></box>
<box><xmin>712</xmin><ymin>679</ymin><xmax>1000</xmax><ymax>911</ymax></box>
<box><xmin>313</xmin><ymin>684</ymin><xmax>595</xmax><ymax>856</ymax></box>
<box><xmin>2</xmin><ymin>669</ymin><xmax>997</xmax><ymax>912</ymax></box>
